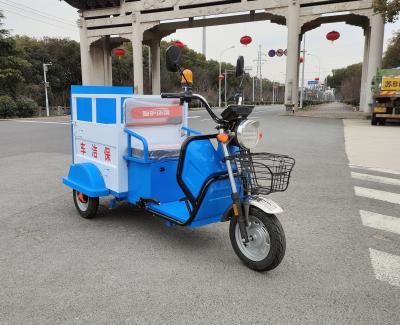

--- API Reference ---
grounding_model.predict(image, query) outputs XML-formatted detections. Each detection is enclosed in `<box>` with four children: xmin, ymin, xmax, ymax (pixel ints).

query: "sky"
<box><xmin>2</xmin><ymin>0</ymin><xmax>400</xmax><ymax>84</ymax></box>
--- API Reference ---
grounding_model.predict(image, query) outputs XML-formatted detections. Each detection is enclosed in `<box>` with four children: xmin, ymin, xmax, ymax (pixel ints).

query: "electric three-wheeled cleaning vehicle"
<box><xmin>63</xmin><ymin>46</ymin><xmax>295</xmax><ymax>271</ymax></box>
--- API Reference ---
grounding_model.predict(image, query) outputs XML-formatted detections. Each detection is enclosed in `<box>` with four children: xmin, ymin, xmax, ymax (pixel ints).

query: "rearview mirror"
<box><xmin>236</xmin><ymin>56</ymin><xmax>245</xmax><ymax>77</ymax></box>
<box><xmin>166</xmin><ymin>46</ymin><xmax>182</xmax><ymax>72</ymax></box>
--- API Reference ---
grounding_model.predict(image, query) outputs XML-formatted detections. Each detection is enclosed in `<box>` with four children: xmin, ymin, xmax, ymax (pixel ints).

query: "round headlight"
<box><xmin>236</xmin><ymin>120</ymin><xmax>260</xmax><ymax>149</ymax></box>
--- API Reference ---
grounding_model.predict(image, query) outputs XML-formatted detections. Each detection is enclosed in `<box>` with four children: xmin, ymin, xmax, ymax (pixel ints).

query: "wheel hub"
<box><xmin>235</xmin><ymin>215</ymin><xmax>271</xmax><ymax>262</ymax></box>
<box><xmin>75</xmin><ymin>191</ymin><xmax>89</xmax><ymax>212</ymax></box>
<box><xmin>78</xmin><ymin>192</ymin><xmax>87</xmax><ymax>203</ymax></box>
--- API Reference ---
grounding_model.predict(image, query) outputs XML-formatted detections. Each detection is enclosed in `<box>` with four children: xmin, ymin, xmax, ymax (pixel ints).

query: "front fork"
<box><xmin>221</xmin><ymin>142</ymin><xmax>250</xmax><ymax>243</ymax></box>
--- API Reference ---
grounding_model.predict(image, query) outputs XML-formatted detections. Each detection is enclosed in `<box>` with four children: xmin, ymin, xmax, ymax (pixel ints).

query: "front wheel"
<box><xmin>73</xmin><ymin>190</ymin><xmax>99</xmax><ymax>219</ymax></box>
<box><xmin>229</xmin><ymin>207</ymin><xmax>286</xmax><ymax>271</ymax></box>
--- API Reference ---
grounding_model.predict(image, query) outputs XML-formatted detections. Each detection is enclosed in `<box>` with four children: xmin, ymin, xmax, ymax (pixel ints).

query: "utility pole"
<box><xmin>254</xmin><ymin>45</ymin><xmax>266</xmax><ymax>102</ymax></box>
<box><xmin>219</xmin><ymin>46</ymin><xmax>235</xmax><ymax>108</ymax></box>
<box><xmin>43</xmin><ymin>63</ymin><xmax>52</xmax><ymax>117</ymax></box>
<box><xmin>202</xmin><ymin>17</ymin><xmax>207</xmax><ymax>58</ymax></box>
<box><xmin>272</xmin><ymin>82</ymin><xmax>275</xmax><ymax>105</ymax></box>
<box><xmin>252</xmin><ymin>76</ymin><xmax>255</xmax><ymax>103</ymax></box>
<box><xmin>300</xmin><ymin>34</ymin><xmax>306</xmax><ymax>109</ymax></box>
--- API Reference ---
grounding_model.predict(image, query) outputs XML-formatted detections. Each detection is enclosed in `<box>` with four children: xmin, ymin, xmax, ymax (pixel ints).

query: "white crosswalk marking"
<box><xmin>355</xmin><ymin>186</ymin><xmax>400</xmax><ymax>205</ymax></box>
<box><xmin>350</xmin><ymin>164</ymin><xmax>400</xmax><ymax>176</ymax></box>
<box><xmin>360</xmin><ymin>210</ymin><xmax>400</xmax><ymax>236</ymax></box>
<box><xmin>369</xmin><ymin>248</ymin><xmax>400</xmax><ymax>287</ymax></box>
<box><xmin>352</xmin><ymin>172</ymin><xmax>400</xmax><ymax>186</ymax></box>
<box><xmin>188</xmin><ymin>116</ymin><xmax>200</xmax><ymax>119</ymax></box>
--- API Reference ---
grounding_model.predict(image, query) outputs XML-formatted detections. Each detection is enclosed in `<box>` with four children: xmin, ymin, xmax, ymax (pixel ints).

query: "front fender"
<box><xmin>221</xmin><ymin>195</ymin><xmax>283</xmax><ymax>222</ymax></box>
<box><xmin>63</xmin><ymin>163</ymin><xmax>109</xmax><ymax>197</ymax></box>
<box><xmin>249</xmin><ymin>195</ymin><xmax>283</xmax><ymax>215</ymax></box>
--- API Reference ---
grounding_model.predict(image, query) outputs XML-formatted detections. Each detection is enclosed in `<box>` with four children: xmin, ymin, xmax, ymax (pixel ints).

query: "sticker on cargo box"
<box><xmin>125</xmin><ymin>106</ymin><xmax>182</xmax><ymax>126</ymax></box>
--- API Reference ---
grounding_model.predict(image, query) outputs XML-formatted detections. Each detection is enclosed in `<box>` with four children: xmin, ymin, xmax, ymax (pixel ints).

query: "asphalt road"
<box><xmin>0</xmin><ymin>106</ymin><xmax>399</xmax><ymax>324</ymax></box>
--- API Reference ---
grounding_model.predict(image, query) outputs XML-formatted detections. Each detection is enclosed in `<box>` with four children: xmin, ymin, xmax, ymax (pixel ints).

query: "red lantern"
<box><xmin>240</xmin><ymin>35</ymin><xmax>252</xmax><ymax>46</ymax></box>
<box><xmin>326</xmin><ymin>31</ymin><xmax>340</xmax><ymax>42</ymax></box>
<box><xmin>299</xmin><ymin>57</ymin><xmax>304</xmax><ymax>63</ymax></box>
<box><xmin>114</xmin><ymin>48</ymin><xmax>125</xmax><ymax>59</ymax></box>
<box><xmin>173</xmin><ymin>40</ymin><xmax>185</xmax><ymax>48</ymax></box>
<box><xmin>315</xmin><ymin>77</ymin><xmax>320</xmax><ymax>81</ymax></box>
<box><xmin>218</xmin><ymin>74</ymin><xmax>225</xmax><ymax>81</ymax></box>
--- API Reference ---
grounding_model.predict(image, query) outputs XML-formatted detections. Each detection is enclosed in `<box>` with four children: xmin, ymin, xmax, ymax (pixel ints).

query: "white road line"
<box><xmin>350</xmin><ymin>164</ymin><xmax>400</xmax><ymax>176</ymax></box>
<box><xmin>352</xmin><ymin>172</ymin><xmax>400</xmax><ymax>187</ymax></box>
<box><xmin>8</xmin><ymin>119</ymin><xmax>69</xmax><ymax>125</ymax></box>
<box><xmin>369</xmin><ymin>248</ymin><xmax>400</xmax><ymax>287</ymax></box>
<box><xmin>188</xmin><ymin>116</ymin><xmax>201</xmax><ymax>119</ymax></box>
<box><xmin>355</xmin><ymin>186</ymin><xmax>400</xmax><ymax>205</ymax></box>
<box><xmin>360</xmin><ymin>210</ymin><xmax>400</xmax><ymax>236</ymax></box>
<box><xmin>201</xmin><ymin>118</ymin><xmax>211</xmax><ymax>122</ymax></box>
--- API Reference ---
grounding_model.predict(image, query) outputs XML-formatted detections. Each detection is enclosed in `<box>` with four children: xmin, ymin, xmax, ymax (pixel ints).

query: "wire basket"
<box><xmin>231</xmin><ymin>151</ymin><xmax>295</xmax><ymax>195</ymax></box>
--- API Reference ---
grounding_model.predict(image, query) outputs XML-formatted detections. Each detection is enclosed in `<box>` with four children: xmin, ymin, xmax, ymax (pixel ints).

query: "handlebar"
<box><xmin>161</xmin><ymin>92</ymin><xmax>224</xmax><ymax>124</ymax></box>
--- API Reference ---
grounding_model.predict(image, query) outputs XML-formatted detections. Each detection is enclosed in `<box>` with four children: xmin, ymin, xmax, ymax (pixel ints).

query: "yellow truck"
<box><xmin>372</xmin><ymin>69</ymin><xmax>400</xmax><ymax>125</ymax></box>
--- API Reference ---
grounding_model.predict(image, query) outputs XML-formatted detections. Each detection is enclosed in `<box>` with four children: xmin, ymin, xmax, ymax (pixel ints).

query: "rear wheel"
<box><xmin>229</xmin><ymin>207</ymin><xmax>286</xmax><ymax>271</ymax></box>
<box><xmin>73</xmin><ymin>190</ymin><xmax>99</xmax><ymax>219</ymax></box>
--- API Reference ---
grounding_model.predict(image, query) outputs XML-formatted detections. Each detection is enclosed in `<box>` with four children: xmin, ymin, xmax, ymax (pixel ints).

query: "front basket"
<box><xmin>231</xmin><ymin>151</ymin><xmax>295</xmax><ymax>195</ymax></box>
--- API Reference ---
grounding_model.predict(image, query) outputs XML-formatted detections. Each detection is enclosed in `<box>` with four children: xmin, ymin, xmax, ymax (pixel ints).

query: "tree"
<box><xmin>15</xmin><ymin>36</ymin><xmax>82</xmax><ymax>107</ymax></box>
<box><xmin>373</xmin><ymin>0</ymin><xmax>400</xmax><ymax>23</ymax></box>
<box><xmin>0</xmin><ymin>11</ymin><xmax>31</xmax><ymax>98</ymax></box>
<box><xmin>326</xmin><ymin>63</ymin><xmax>362</xmax><ymax>105</ymax></box>
<box><xmin>383</xmin><ymin>31</ymin><xmax>400</xmax><ymax>68</ymax></box>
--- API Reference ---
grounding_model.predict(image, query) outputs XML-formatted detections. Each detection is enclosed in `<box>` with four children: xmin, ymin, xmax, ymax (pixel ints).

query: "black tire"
<box><xmin>229</xmin><ymin>207</ymin><xmax>286</xmax><ymax>271</ymax></box>
<box><xmin>73</xmin><ymin>190</ymin><xmax>99</xmax><ymax>219</ymax></box>
<box><xmin>371</xmin><ymin>114</ymin><xmax>378</xmax><ymax>126</ymax></box>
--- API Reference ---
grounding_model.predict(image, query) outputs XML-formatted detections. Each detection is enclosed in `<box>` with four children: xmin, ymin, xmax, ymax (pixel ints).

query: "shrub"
<box><xmin>15</xmin><ymin>98</ymin><xmax>38</xmax><ymax>117</ymax></box>
<box><xmin>0</xmin><ymin>96</ymin><xmax>17</xmax><ymax>118</ymax></box>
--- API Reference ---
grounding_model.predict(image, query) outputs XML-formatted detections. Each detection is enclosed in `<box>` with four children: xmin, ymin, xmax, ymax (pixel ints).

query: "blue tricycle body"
<box><xmin>63</xmin><ymin>85</ymin><xmax>235</xmax><ymax>228</ymax></box>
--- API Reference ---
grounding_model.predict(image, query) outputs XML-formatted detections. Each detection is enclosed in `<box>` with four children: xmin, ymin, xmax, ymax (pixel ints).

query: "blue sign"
<box><xmin>308</xmin><ymin>80</ymin><xmax>318</xmax><ymax>85</ymax></box>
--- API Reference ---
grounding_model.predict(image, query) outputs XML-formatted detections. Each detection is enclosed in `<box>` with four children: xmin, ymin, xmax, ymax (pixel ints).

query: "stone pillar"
<box><xmin>284</xmin><ymin>0</ymin><xmax>301</xmax><ymax>111</ymax></box>
<box><xmin>78</xmin><ymin>17</ymin><xmax>91</xmax><ymax>85</ymax></box>
<box><xmin>150</xmin><ymin>37</ymin><xmax>161</xmax><ymax>94</ymax></box>
<box><xmin>359</xmin><ymin>27</ymin><xmax>370</xmax><ymax>111</ymax></box>
<box><xmin>90</xmin><ymin>40</ymin><xmax>112</xmax><ymax>86</ymax></box>
<box><xmin>103</xmin><ymin>36</ymin><xmax>113</xmax><ymax>86</ymax></box>
<box><xmin>132</xmin><ymin>22</ymin><xmax>144</xmax><ymax>94</ymax></box>
<box><xmin>364</xmin><ymin>14</ymin><xmax>385</xmax><ymax>112</ymax></box>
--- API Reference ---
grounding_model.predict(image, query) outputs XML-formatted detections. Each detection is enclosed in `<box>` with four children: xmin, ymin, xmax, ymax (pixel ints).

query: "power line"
<box><xmin>0</xmin><ymin>0</ymin><xmax>76</xmax><ymax>27</ymax></box>
<box><xmin>2</xmin><ymin>0</ymin><xmax>76</xmax><ymax>27</ymax></box>
<box><xmin>2</xmin><ymin>8</ymin><xmax>76</xmax><ymax>32</ymax></box>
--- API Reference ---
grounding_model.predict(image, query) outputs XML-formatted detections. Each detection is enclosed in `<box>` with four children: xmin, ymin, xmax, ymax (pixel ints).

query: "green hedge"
<box><xmin>16</xmin><ymin>98</ymin><xmax>38</xmax><ymax>117</ymax></box>
<box><xmin>0</xmin><ymin>96</ymin><xmax>17</xmax><ymax>118</ymax></box>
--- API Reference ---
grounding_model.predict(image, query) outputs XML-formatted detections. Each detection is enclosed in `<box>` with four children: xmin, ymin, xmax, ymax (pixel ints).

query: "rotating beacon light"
<box><xmin>181</xmin><ymin>69</ymin><xmax>193</xmax><ymax>90</ymax></box>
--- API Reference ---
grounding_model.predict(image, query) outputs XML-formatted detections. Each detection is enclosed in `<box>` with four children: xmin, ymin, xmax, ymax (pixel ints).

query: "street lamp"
<box><xmin>307</xmin><ymin>53</ymin><xmax>322</xmax><ymax>100</ymax></box>
<box><xmin>43</xmin><ymin>63</ymin><xmax>53</xmax><ymax>117</ymax></box>
<box><xmin>219</xmin><ymin>45</ymin><xmax>235</xmax><ymax>108</ymax></box>
<box><xmin>307</xmin><ymin>53</ymin><xmax>321</xmax><ymax>79</ymax></box>
<box><xmin>224</xmin><ymin>69</ymin><xmax>235</xmax><ymax>107</ymax></box>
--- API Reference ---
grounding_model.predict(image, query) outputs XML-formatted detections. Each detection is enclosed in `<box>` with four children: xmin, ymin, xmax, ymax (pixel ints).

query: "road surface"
<box><xmin>0</xmin><ymin>105</ymin><xmax>399</xmax><ymax>324</ymax></box>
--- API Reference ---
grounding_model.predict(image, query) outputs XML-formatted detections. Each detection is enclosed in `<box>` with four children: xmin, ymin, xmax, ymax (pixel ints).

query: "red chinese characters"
<box><xmin>80</xmin><ymin>142</ymin><xmax>86</xmax><ymax>155</ymax></box>
<box><xmin>104</xmin><ymin>147</ymin><xmax>111</xmax><ymax>162</ymax></box>
<box><xmin>92</xmin><ymin>144</ymin><xmax>98</xmax><ymax>158</ymax></box>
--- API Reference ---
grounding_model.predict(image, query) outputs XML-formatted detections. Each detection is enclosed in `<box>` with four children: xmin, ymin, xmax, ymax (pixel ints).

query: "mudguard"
<box><xmin>249</xmin><ymin>195</ymin><xmax>283</xmax><ymax>215</ymax></box>
<box><xmin>63</xmin><ymin>163</ymin><xmax>109</xmax><ymax>197</ymax></box>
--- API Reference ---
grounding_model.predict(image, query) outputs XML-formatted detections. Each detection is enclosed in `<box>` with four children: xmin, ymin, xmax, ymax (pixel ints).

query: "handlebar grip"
<box><xmin>161</xmin><ymin>93</ymin><xmax>183</xmax><ymax>99</ymax></box>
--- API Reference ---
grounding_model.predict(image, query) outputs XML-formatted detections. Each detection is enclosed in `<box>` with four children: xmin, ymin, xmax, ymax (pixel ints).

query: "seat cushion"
<box><xmin>132</xmin><ymin>143</ymin><xmax>182</xmax><ymax>160</ymax></box>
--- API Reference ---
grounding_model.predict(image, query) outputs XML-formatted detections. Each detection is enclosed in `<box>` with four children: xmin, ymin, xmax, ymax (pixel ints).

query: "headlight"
<box><xmin>236</xmin><ymin>120</ymin><xmax>260</xmax><ymax>149</ymax></box>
